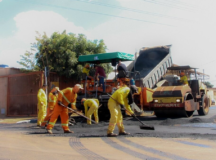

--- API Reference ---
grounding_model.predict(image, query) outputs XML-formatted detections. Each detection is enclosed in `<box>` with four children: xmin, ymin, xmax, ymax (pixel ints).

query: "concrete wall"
<box><xmin>0</xmin><ymin>77</ymin><xmax>7</xmax><ymax>117</ymax></box>
<box><xmin>0</xmin><ymin>68</ymin><xmax>21</xmax><ymax>76</ymax></box>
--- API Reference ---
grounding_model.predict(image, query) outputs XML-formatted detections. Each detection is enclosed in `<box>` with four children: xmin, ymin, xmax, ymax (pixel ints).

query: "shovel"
<box><xmin>58</xmin><ymin>102</ymin><xmax>97</xmax><ymax>124</ymax></box>
<box><xmin>107</xmin><ymin>93</ymin><xmax>155</xmax><ymax>130</ymax></box>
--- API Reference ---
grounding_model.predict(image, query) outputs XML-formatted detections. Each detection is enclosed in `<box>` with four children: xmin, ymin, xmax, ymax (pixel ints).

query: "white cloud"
<box><xmin>13</xmin><ymin>10</ymin><xmax>88</xmax><ymax>43</ymax></box>
<box><xmin>1</xmin><ymin>2</ymin><xmax>216</xmax><ymax>86</ymax></box>
<box><xmin>0</xmin><ymin>10</ymin><xmax>90</xmax><ymax>68</ymax></box>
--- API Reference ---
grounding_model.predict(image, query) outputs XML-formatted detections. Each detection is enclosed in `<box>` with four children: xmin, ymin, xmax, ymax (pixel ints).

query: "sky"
<box><xmin>1</xmin><ymin>0</ymin><xmax>216</xmax><ymax>86</ymax></box>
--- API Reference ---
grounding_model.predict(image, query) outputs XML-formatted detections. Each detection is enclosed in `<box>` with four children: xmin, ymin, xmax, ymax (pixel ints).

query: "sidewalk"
<box><xmin>0</xmin><ymin>117</ymin><xmax>37</xmax><ymax>124</ymax></box>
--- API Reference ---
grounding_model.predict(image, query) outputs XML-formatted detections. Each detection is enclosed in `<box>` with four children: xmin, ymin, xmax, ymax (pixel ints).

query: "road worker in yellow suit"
<box><xmin>116</xmin><ymin>78</ymin><xmax>134</xmax><ymax>116</ymax></box>
<box><xmin>81</xmin><ymin>98</ymin><xmax>99</xmax><ymax>125</ymax></box>
<box><xmin>41</xmin><ymin>87</ymin><xmax>59</xmax><ymax>128</ymax></box>
<box><xmin>107</xmin><ymin>79</ymin><xmax>134</xmax><ymax>137</ymax></box>
<box><xmin>37</xmin><ymin>84</ymin><xmax>47</xmax><ymax>127</ymax></box>
<box><xmin>179</xmin><ymin>71</ymin><xmax>189</xmax><ymax>85</ymax></box>
<box><xmin>82</xmin><ymin>64</ymin><xmax>94</xmax><ymax>80</ymax></box>
<box><xmin>46</xmin><ymin>84</ymin><xmax>83</xmax><ymax>134</ymax></box>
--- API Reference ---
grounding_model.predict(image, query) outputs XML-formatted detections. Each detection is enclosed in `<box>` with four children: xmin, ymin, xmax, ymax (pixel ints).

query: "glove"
<box><xmin>68</xmin><ymin>103</ymin><xmax>71</xmax><ymax>108</ymax></box>
<box><xmin>120</xmin><ymin>104</ymin><xmax>125</xmax><ymax>109</ymax></box>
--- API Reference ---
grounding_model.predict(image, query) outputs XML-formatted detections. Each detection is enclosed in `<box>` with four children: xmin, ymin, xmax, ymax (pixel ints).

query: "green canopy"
<box><xmin>78</xmin><ymin>52</ymin><xmax>134</xmax><ymax>63</ymax></box>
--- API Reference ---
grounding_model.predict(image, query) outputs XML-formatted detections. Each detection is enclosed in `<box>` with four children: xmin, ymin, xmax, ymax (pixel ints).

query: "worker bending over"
<box><xmin>41</xmin><ymin>87</ymin><xmax>59</xmax><ymax>128</ymax></box>
<box><xmin>37</xmin><ymin>84</ymin><xmax>47</xmax><ymax>127</ymax></box>
<box><xmin>46</xmin><ymin>84</ymin><xmax>83</xmax><ymax>134</ymax></box>
<box><xmin>179</xmin><ymin>71</ymin><xmax>188</xmax><ymax>85</ymax></box>
<box><xmin>107</xmin><ymin>78</ymin><xmax>134</xmax><ymax>137</ymax></box>
<box><xmin>81</xmin><ymin>98</ymin><xmax>99</xmax><ymax>125</ymax></box>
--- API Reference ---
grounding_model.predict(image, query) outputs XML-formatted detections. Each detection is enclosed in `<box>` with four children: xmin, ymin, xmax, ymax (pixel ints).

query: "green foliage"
<box><xmin>203</xmin><ymin>81</ymin><xmax>214</xmax><ymax>88</ymax></box>
<box><xmin>17</xmin><ymin>47</ymin><xmax>39</xmax><ymax>71</ymax></box>
<box><xmin>34</xmin><ymin>31</ymin><xmax>112</xmax><ymax>79</ymax></box>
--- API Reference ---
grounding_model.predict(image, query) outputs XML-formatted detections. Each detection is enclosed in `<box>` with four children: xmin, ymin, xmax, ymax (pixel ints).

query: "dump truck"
<box><xmin>127</xmin><ymin>45</ymin><xmax>173</xmax><ymax>111</ymax></box>
<box><xmin>147</xmin><ymin>66</ymin><xmax>211</xmax><ymax>117</ymax></box>
<box><xmin>128</xmin><ymin>45</ymin><xmax>172</xmax><ymax>88</ymax></box>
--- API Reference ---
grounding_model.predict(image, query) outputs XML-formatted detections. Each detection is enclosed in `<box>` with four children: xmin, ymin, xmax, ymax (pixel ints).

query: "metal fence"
<box><xmin>6</xmin><ymin>71</ymin><xmax>79</xmax><ymax>116</ymax></box>
<box><xmin>7</xmin><ymin>72</ymin><xmax>42</xmax><ymax>116</ymax></box>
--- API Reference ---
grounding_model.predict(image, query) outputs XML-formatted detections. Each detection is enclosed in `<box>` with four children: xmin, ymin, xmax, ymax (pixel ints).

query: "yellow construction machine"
<box><xmin>148</xmin><ymin>66</ymin><xmax>211</xmax><ymax>117</ymax></box>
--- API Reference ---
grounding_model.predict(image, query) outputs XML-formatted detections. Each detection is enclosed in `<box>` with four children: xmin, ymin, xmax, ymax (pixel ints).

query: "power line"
<box><xmin>141</xmin><ymin>0</ymin><xmax>199</xmax><ymax>12</ymax></box>
<box><xmin>72</xmin><ymin>0</ymin><xmax>194</xmax><ymax>23</ymax></box>
<box><xmin>18</xmin><ymin>0</ymin><xmax>176</xmax><ymax>27</ymax></box>
<box><xmin>200</xmin><ymin>59</ymin><xmax>216</xmax><ymax>67</ymax></box>
<box><xmin>156</xmin><ymin>0</ymin><xmax>201</xmax><ymax>9</ymax></box>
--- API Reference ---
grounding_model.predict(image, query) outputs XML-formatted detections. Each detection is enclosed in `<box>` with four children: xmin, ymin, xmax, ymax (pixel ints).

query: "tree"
<box><xmin>34</xmin><ymin>31</ymin><xmax>112</xmax><ymax>79</ymax></box>
<box><xmin>17</xmin><ymin>46</ymin><xmax>39</xmax><ymax>71</ymax></box>
<box><xmin>203</xmin><ymin>81</ymin><xmax>214</xmax><ymax>88</ymax></box>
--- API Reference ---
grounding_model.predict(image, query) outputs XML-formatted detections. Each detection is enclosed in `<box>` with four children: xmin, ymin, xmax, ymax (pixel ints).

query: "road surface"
<box><xmin>0</xmin><ymin>106</ymin><xmax>216</xmax><ymax>160</ymax></box>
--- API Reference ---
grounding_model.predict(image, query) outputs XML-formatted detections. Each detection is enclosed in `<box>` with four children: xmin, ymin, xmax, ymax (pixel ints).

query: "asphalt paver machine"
<box><xmin>76</xmin><ymin>52</ymin><xmax>139</xmax><ymax>119</ymax></box>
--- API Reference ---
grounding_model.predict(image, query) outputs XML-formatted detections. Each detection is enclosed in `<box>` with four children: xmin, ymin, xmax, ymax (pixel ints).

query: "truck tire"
<box><xmin>198</xmin><ymin>94</ymin><xmax>210</xmax><ymax>116</ymax></box>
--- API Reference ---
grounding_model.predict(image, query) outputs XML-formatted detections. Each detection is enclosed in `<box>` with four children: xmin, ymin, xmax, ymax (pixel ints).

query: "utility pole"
<box><xmin>203</xmin><ymin>69</ymin><xmax>204</xmax><ymax>82</ymax></box>
<box><xmin>44</xmin><ymin>66</ymin><xmax>49</xmax><ymax>96</ymax></box>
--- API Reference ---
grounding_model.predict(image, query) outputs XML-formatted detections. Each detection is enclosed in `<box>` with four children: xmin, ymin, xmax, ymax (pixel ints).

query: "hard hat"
<box><xmin>81</xmin><ymin>98</ymin><xmax>86</xmax><ymax>103</ymax></box>
<box><xmin>73</xmin><ymin>84</ymin><xmax>84</xmax><ymax>93</ymax></box>
<box><xmin>180</xmin><ymin>72</ymin><xmax>185</xmax><ymax>76</ymax></box>
<box><xmin>51</xmin><ymin>87</ymin><xmax>59</xmax><ymax>93</ymax></box>
<box><xmin>85</xmin><ymin>64</ymin><xmax>90</xmax><ymax>68</ymax></box>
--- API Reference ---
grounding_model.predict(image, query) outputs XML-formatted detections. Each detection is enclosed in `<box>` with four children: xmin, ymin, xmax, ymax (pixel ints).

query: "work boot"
<box><xmin>119</xmin><ymin>131</ymin><xmax>130</xmax><ymax>135</ymax></box>
<box><xmin>64</xmin><ymin>130</ymin><xmax>74</xmax><ymax>134</ymax></box>
<box><xmin>46</xmin><ymin>129</ymin><xmax>53</xmax><ymax>134</ymax></box>
<box><xmin>107</xmin><ymin>133</ymin><xmax>118</xmax><ymax>137</ymax></box>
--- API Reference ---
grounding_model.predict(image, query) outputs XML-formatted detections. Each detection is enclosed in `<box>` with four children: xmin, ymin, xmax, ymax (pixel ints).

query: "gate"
<box><xmin>7</xmin><ymin>72</ymin><xmax>42</xmax><ymax>116</ymax></box>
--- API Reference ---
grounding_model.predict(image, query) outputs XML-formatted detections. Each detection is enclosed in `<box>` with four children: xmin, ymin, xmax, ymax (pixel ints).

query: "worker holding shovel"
<box><xmin>46</xmin><ymin>84</ymin><xmax>83</xmax><ymax>134</ymax></box>
<box><xmin>41</xmin><ymin>87</ymin><xmax>59</xmax><ymax>128</ymax></box>
<box><xmin>81</xmin><ymin>98</ymin><xmax>100</xmax><ymax>125</ymax></box>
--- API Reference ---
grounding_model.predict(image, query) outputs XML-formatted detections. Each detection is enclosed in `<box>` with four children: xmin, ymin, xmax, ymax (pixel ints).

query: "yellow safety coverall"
<box><xmin>82</xmin><ymin>67</ymin><xmax>90</xmax><ymax>76</ymax></box>
<box><xmin>180</xmin><ymin>75</ymin><xmax>189</xmax><ymax>85</ymax></box>
<box><xmin>84</xmin><ymin>99</ymin><xmax>99</xmax><ymax>125</ymax></box>
<box><xmin>107</xmin><ymin>86</ymin><xmax>133</xmax><ymax>134</ymax></box>
<box><xmin>37</xmin><ymin>88</ymin><xmax>47</xmax><ymax>126</ymax></box>
<box><xmin>116</xmin><ymin>84</ymin><xmax>134</xmax><ymax>116</ymax></box>
<box><xmin>41</xmin><ymin>92</ymin><xmax>58</xmax><ymax>127</ymax></box>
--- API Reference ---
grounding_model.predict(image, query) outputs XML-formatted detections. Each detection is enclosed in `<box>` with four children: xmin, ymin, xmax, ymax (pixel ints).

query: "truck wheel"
<box><xmin>198</xmin><ymin>94</ymin><xmax>210</xmax><ymax>116</ymax></box>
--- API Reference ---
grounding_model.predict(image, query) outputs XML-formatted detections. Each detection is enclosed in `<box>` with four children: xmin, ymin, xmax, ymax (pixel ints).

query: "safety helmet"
<box><xmin>73</xmin><ymin>84</ymin><xmax>84</xmax><ymax>93</ymax></box>
<box><xmin>51</xmin><ymin>87</ymin><xmax>59</xmax><ymax>93</ymax></box>
<box><xmin>85</xmin><ymin>64</ymin><xmax>90</xmax><ymax>68</ymax></box>
<box><xmin>81</xmin><ymin>98</ymin><xmax>86</xmax><ymax>103</ymax></box>
<box><xmin>180</xmin><ymin>72</ymin><xmax>185</xmax><ymax>76</ymax></box>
